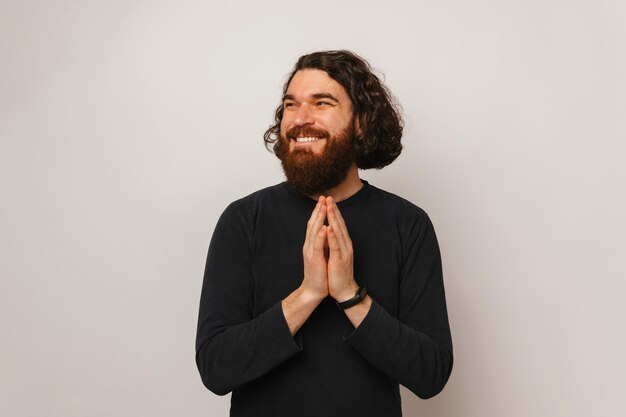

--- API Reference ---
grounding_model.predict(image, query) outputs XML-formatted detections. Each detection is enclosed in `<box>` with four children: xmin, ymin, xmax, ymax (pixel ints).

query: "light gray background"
<box><xmin>2</xmin><ymin>1</ymin><xmax>625</xmax><ymax>416</ymax></box>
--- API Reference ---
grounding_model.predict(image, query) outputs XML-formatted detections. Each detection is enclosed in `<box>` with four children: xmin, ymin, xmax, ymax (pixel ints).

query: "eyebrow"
<box><xmin>282</xmin><ymin>93</ymin><xmax>340</xmax><ymax>103</ymax></box>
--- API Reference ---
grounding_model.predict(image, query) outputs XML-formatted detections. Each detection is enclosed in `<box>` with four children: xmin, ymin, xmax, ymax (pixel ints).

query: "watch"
<box><xmin>336</xmin><ymin>285</ymin><xmax>368</xmax><ymax>310</ymax></box>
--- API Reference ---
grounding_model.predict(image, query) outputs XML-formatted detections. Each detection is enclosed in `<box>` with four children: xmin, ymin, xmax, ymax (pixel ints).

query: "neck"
<box><xmin>306</xmin><ymin>164</ymin><xmax>363</xmax><ymax>203</ymax></box>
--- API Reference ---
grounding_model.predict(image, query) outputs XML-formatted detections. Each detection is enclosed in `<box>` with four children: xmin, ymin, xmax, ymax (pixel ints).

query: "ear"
<box><xmin>353</xmin><ymin>115</ymin><xmax>364</xmax><ymax>138</ymax></box>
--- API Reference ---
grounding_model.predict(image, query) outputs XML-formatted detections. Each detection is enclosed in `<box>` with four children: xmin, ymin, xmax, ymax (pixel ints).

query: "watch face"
<box><xmin>358</xmin><ymin>285</ymin><xmax>367</xmax><ymax>299</ymax></box>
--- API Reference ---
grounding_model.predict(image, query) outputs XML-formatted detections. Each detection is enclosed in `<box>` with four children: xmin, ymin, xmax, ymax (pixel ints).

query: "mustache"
<box><xmin>284</xmin><ymin>126</ymin><xmax>329</xmax><ymax>139</ymax></box>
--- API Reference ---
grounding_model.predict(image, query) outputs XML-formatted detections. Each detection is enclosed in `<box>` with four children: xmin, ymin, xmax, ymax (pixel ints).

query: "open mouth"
<box><xmin>291</xmin><ymin>136</ymin><xmax>326</xmax><ymax>144</ymax></box>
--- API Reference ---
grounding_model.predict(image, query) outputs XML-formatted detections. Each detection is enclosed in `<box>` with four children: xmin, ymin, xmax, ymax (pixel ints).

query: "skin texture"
<box><xmin>281</xmin><ymin>69</ymin><xmax>355</xmax><ymax>155</ymax></box>
<box><xmin>278</xmin><ymin>70</ymin><xmax>373</xmax><ymax>336</ymax></box>
<box><xmin>276</xmin><ymin>69</ymin><xmax>365</xmax><ymax>201</ymax></box>
<box><xmin>281</xmin><ymin>196</ymin><xmax>372</xmax><ymax>336</ymax></box>
<box><xmin>276</xmin><ymin>121</ymin><xmax>357</xmax><ymax>197</ymax></box>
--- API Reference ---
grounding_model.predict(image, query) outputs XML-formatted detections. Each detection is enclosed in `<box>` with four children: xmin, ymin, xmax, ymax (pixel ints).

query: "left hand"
<box><xmin>325</xmin><ymin>196</ymin><xmax>359</xmax><ymax>302</ymax></box>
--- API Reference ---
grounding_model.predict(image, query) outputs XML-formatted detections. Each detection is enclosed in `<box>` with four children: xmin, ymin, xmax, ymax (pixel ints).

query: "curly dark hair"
<box><xmin>263</xmin><ymin>50</ymin><xmax>404</xmax><ymax>170</ymax></box>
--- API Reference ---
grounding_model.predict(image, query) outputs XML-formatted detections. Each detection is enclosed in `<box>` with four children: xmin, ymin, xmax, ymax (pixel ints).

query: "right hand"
<box><xmin>301</xmin><ymin>196</ymin><xmax>329</xmax><ymax>300</ymax></box>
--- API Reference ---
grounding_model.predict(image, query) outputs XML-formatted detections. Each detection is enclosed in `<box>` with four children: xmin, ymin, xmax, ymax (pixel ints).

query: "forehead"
<box><xmin>285</xmin><ymin>69</ymin><xmax>350</xmax><ymax>102</ymax></box>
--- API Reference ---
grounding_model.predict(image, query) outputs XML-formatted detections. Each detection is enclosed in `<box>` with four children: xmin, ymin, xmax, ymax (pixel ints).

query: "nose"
<box><xmin>293</xmin><ymin>104</ymin><xmax>314</xmax><ymax>126</ymax></box>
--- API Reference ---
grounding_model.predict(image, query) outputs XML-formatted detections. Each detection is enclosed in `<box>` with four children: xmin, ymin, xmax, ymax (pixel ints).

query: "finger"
<box><xmin>313</xmin><ymin>225</ymin><xmax>327</xmax><ymax>252</ymax></box>
<box><xmin>330</xmin><ymin>198</ymin><xmax>351</xmax><ymax>246</ymax></box>
<box><xmin>312</xmin><ymin>197</ymin><xmax>327</xmax><ymax>240</ymax></box>
<box><xmin>327</xmin><ymin>225</ymin><xmax>342</xmax><ymax>255</ymax></box>
<box><xmin>330</xmin><ymin>197</ymin><xmax>348</xmax><ymax>231</ymax></box>
<box><xmin>330</xmin><ymin>200</ymin><xmax>353</xmax><ymax>258</ymax></box>
<box><xmin>305</xmin><ymin>197</ymin><xmax>326</xmax><ymax>247</ymax></box>
<box><xmin>304</xmin><ymin>199</ymin><xmax>321</xmax><ymax>247</ymax></box>
<box><xmin>307</xmin><ymin>198</ymin><xmax>321</xmax><ymax>226</ymax></box>
<box><xmin>326</xmin><ymin>197</ymin><xmax>348</xmax><ymax>253</ymax></box>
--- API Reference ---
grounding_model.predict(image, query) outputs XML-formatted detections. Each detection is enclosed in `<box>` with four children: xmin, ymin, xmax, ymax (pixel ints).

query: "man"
<box><xmin>195</xmin><ymin>50</ymin><xmax>453</xmax><ymax>417</ymax></box>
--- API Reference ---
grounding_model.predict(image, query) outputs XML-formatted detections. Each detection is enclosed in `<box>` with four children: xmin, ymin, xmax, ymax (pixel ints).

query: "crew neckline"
<box><xmin>282</xmin><ymin>179</ymin><xmax>371</xmax><ymax>209</ymax></box>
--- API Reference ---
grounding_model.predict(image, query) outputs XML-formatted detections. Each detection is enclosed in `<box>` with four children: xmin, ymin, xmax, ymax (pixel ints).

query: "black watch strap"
<box><xmin>336</xmin><ymin>285</ymin><xmax>367</xmax><ymax>310</ymax></box>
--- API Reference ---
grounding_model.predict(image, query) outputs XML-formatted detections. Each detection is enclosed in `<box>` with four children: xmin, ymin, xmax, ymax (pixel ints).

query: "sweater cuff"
<box><xmin>275</xmin><ymin>300</ymin><xmax>304</xmax><ymax>352</ymax></box>
<box><xmin>341</xmin><ymin>297</ymin><xmax>383</xmax><ymax>343</ymax></box>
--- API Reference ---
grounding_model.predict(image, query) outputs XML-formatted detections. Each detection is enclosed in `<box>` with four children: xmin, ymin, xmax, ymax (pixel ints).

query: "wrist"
<box><xmin>332</xmin><ymin>282</ymin><xmax>360</xmax><ymax>303</ymax></box>
<box><xmin>335</xmin><ymin>285</ymin><xmax>368</xmax><ymax>311</ymax></box>
<box><xmin>298</xmin><ymin>285</ymin><xmax>327</xmax><ymax>304</ymax></box>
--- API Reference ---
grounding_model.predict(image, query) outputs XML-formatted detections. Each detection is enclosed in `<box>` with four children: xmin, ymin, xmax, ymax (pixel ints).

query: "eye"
<box><xmin>316</xmin><ymin>101</ymin><xmax>330</xmax><ymax>107</ymax></box>
<box><xmin>283</xmin><ymin>102</ymin><xmax>295</xmax><ymax>109</ymax></box>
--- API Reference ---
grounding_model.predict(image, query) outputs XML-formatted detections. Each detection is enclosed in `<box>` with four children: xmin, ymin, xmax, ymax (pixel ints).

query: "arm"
<box><xmin>342</xmin><ymin>212</ymin><xmax>454</xmax><ymax>399</ymax></box>
<box><xmin>195</xmin><ymin>197</ymin><xmax>330</xmax><ymax>395</ymax></box>
<box><xmin>282</xmin><ymin>196</ymin><xmax>330</xmax><ymax>336</ymax></box>
<box><xmin>195</xmin><ymin>202</ymin><xmax>303</xmax><ymax>396</ymax></box>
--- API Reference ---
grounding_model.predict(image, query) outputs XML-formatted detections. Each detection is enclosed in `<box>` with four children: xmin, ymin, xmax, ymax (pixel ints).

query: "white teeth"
<box><xmin>295</xmin><ymin>137</ymin><xmax>324</xmax><ymax>143</ymax></box>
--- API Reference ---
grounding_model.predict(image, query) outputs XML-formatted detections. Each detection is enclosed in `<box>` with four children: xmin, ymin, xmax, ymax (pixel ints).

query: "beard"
<box><xmin>275</xmin><ymin>120</ymin><xmax>357</xmax><ymax>196</ymax></box>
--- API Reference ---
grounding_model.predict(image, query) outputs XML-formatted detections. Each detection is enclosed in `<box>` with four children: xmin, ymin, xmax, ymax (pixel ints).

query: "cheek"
<box><xmin>279</xmin><ymin>117</ymin><xmax>290</xmax><ymax>136</ymax></box>
<box><xmin>325</xmin><ymin>118</ymin><xmax>345</xmax><ymax>135</ymax></box>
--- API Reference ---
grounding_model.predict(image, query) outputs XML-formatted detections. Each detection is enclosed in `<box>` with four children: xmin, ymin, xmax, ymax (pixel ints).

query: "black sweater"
<box><xmin>195</xmin><ymin>179</ymin><xmax>453</xmax><ymax>417</ymax></box>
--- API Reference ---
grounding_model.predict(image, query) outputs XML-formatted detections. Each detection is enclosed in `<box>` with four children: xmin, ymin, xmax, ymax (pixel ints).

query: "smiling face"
<box><xmin>280</xmin><ymin>69</ymin><xmax>355</xmax><ymax>154</ymax></box>
<box><xmin>276</xmin><ymin>69</ymin><xmax>359</xmax><ymax>195</ymax></box>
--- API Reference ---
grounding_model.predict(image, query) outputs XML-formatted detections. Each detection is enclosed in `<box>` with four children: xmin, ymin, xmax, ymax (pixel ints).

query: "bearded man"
<box><xmin>195</xmin><ymin>50</ymin><xmax>453</xmax><ymax>417</ymax></box>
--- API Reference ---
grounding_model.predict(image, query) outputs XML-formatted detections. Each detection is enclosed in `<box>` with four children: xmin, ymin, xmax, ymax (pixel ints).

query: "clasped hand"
<box><xmin>301</xmin><ymin>196</ymin><xmax>359</xmax><ymax>303</ymax></box>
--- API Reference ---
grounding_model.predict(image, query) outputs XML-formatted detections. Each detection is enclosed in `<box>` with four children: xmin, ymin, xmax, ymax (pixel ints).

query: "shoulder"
<box><xmin>227</xmin><ymin>182</ymin><xmax>283</xmax><ymax>212</ymax></box>
<box><xmin>366</xmin><ymin>183</ymin><xmax>438</xmax><ymax>249</ymax></box>
<box><xmin>368</xmin><ymin>183</ymin><xmax>430</xmax><ymax>223</ymax></box>
<box><xmin>212</xmin><ymin>183</ymin><xmax>284</xmax><ymax>243</ymax></box>
<box><xmin>367</xmin><ymin>185</ymin><xmax>440</xmax><ymax>259</ymax></box>
<box><xmin>218</xmin><ymin>182</ymin><xmax>284</xmax><ymax>225</ymax></box>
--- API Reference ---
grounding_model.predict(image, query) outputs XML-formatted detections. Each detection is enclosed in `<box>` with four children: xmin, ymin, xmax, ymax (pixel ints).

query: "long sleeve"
<box><xmin>342</xmin><ymin>211</ymin><xmax>453</xmax><ymax>399</ymax></box>
<box><xmin>195</xmin><ymin>201</ymin><xmax>302</xmax><ymax>396</ymax></box>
